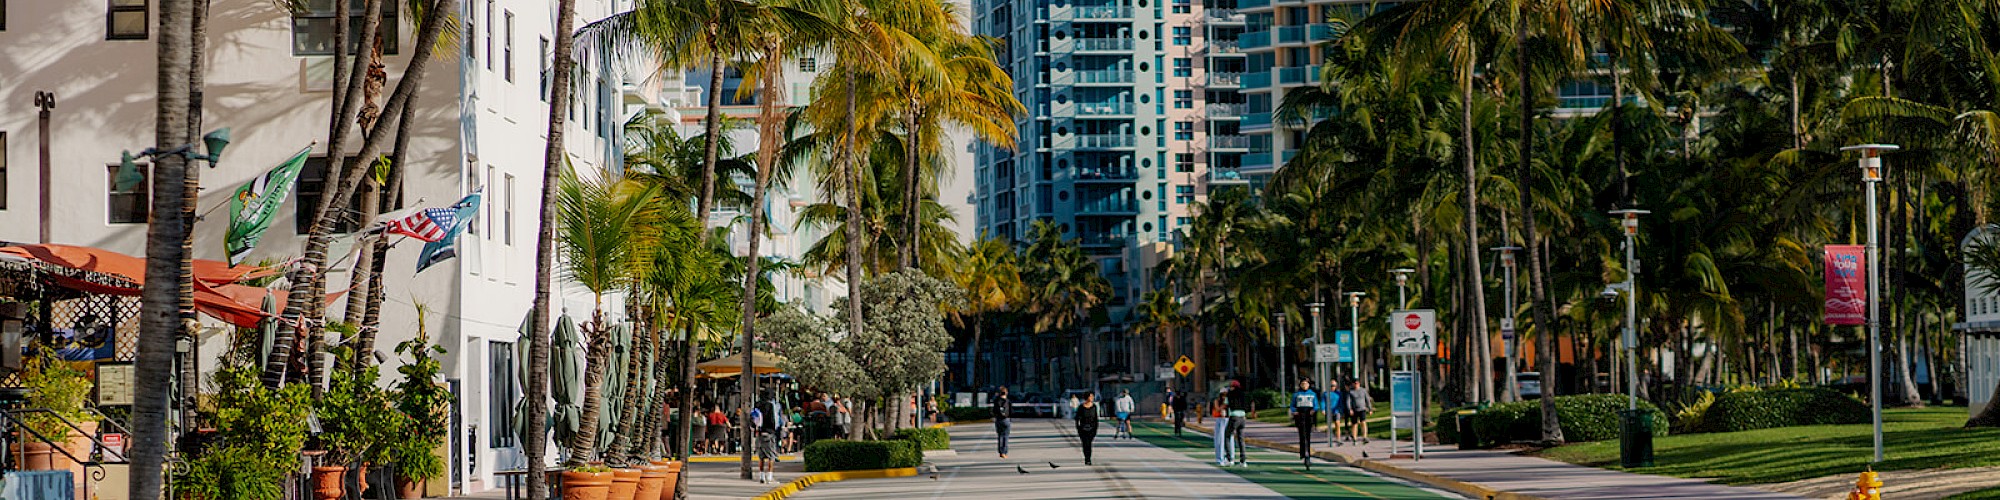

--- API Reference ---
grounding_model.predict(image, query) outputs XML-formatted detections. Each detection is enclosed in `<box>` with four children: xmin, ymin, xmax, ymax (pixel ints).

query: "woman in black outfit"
<box><xmin>1076</xmin><ymin>392</ymin><xmax>1100</xmax><ymax>465</ymax></box>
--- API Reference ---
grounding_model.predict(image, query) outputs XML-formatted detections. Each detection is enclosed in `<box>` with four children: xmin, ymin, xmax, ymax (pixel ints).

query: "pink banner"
<box><xmin>1824</xmin><ymin>245</ymin><xmax>1866</xmax><ymax>325</ymax></box>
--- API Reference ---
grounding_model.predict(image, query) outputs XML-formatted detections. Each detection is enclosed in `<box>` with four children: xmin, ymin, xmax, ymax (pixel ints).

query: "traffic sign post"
<box><xmin>1314</xmin><ymin>344</ymin><xmax>1341</xmax><ymax>363</ymax></box>
<box><xmin>1389</xmin><ymin>310</ymin><xmax>1436</xmax><ymax>459</ymax></box>
<box><xmin>1174</xmin><ymin>355</ymin><xmax>1195</xmax><ymax>377</ymax></box>
<box><xmin>1391</xmin><ymin>310</ymin><xmax>1437</xmax><ymax>355</ymax></box>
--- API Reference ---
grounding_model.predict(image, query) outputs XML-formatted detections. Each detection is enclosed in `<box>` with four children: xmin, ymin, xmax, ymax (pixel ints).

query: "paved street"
<box><xmin>790</xmin><ymin>419</ymin><xmax>1458</xmax><ymax>499</ymax></box>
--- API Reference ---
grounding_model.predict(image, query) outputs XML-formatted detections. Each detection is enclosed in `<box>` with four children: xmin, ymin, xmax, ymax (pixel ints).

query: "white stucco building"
<box><xmin>0</xmin><ymin>0</ymin><xmax>659</xmax><ymax>493</ymax></box>
<box><xmin>1956</xmin><ymin>225</ymin><xmax>2000</xmax><ymax>417</ymax></box>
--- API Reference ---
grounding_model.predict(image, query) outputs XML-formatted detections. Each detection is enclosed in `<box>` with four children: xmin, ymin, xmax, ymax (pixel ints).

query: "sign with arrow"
<box><xmin>1391</xmin><ymin>309</ymin><xmax>1437</xmax><ymax>355</ymax></box>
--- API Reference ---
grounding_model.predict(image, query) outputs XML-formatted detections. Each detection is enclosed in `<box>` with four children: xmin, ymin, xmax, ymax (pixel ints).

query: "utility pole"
<box><xmin>1494</xmin><ymin>247</ymin><xmax>1521</xmax><ymax>402</ymax></box>
<box><xmin>35</xmin><ymin>91</ymin><xmax>55</xmax><ymax>244</ymax></box>
<box><xmin>1346</xmin><ymin>292</ymin><xmax>1365</xmax><ymax>382</ymax></box>
<box><xmin>1842</xmin><ymin>143</ymin><xmax>1898</xmax><ymax>464</ymax></box>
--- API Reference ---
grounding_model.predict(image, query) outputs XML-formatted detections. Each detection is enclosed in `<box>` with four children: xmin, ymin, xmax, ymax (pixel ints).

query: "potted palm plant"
<box><xmin>314</xmin><ymin>347</ymin><xmax>399</xmax><ymax>500</ymax></box>
<box><xmin>390</xmin><ymin>333</ymin><xmax>453</xmax><ymax>498</ymax></box>
<box><xmin>20</xmin><ymin>347</ymin><xmax>101</xmax><ymax>497</ymax></box>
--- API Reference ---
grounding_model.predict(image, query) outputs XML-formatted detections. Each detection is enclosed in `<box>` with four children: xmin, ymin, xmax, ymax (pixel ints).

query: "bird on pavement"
<box><xmin>1016</xmin><ymin>465</ymin><xmax>1030</xmax><ymax>474</ymax></box>
<box><xmin>1048</xmin><ymin>462</ymin><xmax>1061</xmax><ymax>469</ymax></box>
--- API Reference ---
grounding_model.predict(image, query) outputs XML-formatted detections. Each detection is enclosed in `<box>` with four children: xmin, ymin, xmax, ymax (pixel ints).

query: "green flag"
<box><xmin>226</xmin><ymin>146</ymin><xmax>313</xmax><ymax>265</ymax></box>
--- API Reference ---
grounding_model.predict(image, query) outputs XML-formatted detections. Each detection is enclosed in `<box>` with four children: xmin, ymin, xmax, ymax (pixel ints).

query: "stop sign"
<box><xmin>1403</xmin><ymin>314</ymin><xmax>1422</xmax><ymax>330</ymax></box>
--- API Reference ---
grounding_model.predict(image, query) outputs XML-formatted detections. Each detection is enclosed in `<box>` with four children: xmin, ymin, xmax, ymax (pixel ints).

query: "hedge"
<box><xmin>1693</xmin><ymin>388</ymin><xmax>1868</xmax><ymax>433</ymax></box>
<box><xmin>1463</xmin><ymin>394</ymin><xmax>1668</xmax><ymax>447</ymax></box>
<box><xmin>943</xmin><ymin>406</ymin><xmax>991</xmax><ymax>422</ymax></box>
<box><xmin>1248</xmin><ymin>388</ymin><xmax>1287</xmax><ymax>411</ymax></box>
<box><xmin>802</xmin><ymin>439</ymin><xmax>922</xmax><ymax>472</ymax></box>
<box><xmin>893</xmin><ymin>427</ymin><xmax>952</xmax><ymax>450</ymax></box>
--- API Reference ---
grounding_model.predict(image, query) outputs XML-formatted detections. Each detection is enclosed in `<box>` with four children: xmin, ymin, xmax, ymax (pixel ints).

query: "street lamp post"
<box><xmin>1345</xmin><ymin>292</ymin><xmax>1365</xmax><ymax>382</ymax></box>
<box><xmin>1493</xmin><ymin>248</ymin><xmax>1521</xmax><ymax>402</ymax></box>
<box><xmin>1308</xmin><ymin>301</ymin><xmax>1327</xmax><ymax>442</ymax></box>
<box><xmin>1277</xmin><ymin>313</ymin><xmax>1291</xmax><ymax>393</ymax></box>
<box><xmin>1842</xmin><ymin>143</ymin><xmax>1897</xmax><ymax>464</ymax></box>
<box><xmin>1390</xmin><ymin>269</ymin><xmax>1415</xmax><ymax>309</ymax></box>
<box><xmin>1608</xmin><ymin>210</ymin><xmax>1648</xmax><ymax>410</ymax></box>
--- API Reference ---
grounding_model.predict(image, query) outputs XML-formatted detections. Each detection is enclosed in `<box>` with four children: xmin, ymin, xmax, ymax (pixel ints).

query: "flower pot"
<box><xmin>396</xmin><ymin>477</ymin><xmax>423</xmax><ymax>498</ymax></box>
<box><xmin>635</xmin><ymin>464</ymin><xmax>673</xmax><ymax>500</ymax></box>
<box><xmin>18</xmin><ymin>441</ymin><xmax>55</xmax><ymax>471</ymax></box>
<box><xmin>61</xmin><ymin>420</ymin><xmax>98</xmax><ymax>499</ymax></box>
<box><xmin>560</xmin><ymin>470</ymin><xmax>614</xmax><ymax>500</ymax></box>
<box><xmin>313</xmin><ymin>466</ymin><xmax>349</xmax><ymax>500</ymax></box>
<box><xmin>609</xmin><ymin>468</ymin><xmax>641</xmax><ymax>500</ymax></box>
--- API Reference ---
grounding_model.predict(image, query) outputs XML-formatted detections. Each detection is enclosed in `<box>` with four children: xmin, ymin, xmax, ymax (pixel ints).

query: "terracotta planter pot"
<box><xmin>312</xmin><ymin>466</ymin><xmax>349</xmax><ymax>500</ymax></box>
<box><xmin>19</xmin><ymin>441</ymin><xmax>55</xmax><ymax>471</ymax></box>
<box><xmin>561</xmin><ymin>470</ymin><xmax>614</xmax><ymax>500</ymax></box>
<box><xmin>635</xmin><ymin>465</ymin><xmax>672</xmax><ymax>500</ymax></box>
<box><xmin>609</xmin><ymin>468</ymin><xmax>641</xmax><ymax>500</ymax></box>
<box><xmin>396</xmin><ymin>477</ymin><xmax>423</xmax><ymax>498</ymax></box>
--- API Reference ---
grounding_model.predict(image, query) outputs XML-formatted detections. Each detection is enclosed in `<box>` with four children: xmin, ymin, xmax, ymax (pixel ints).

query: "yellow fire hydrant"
<box><xmin>1846</xmin><ymin>470</ymin><xmax>1882</xmax><ymax>500</ymax></box>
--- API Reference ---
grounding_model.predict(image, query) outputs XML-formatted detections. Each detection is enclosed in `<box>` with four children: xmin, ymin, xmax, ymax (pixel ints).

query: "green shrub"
<box><xmin>1695</xmin><ymin>388</ymin><xmax>1869</xmax><ymax>433</ymax></box>
<box><xmin>1463</xmin><ymin>394</ymin><xmax>1668</xmax><ymax>446</ymax></box>
<box><xmin>803</xmin><ymin>439</ymin><xmax>923</xmax><ymax>472</ymax></box>
<box><xmin>943</xmin><ymin>406</ymin><xmax>991</xmax><ymax>422</ymax></box>
<box><xmin>1673</xmin><ymin>391</ymin><xmax>1717</xmax><ymax>434</ymax></box>
<box><xmin>893</xmin><ymin>427</ymin><xmax>952</xmax><ymax>450</ymax></box>
<box><xmin>1248</xmin><ymin>388</ymin><xmax>1287</xmax><ymax>410</ymax></box>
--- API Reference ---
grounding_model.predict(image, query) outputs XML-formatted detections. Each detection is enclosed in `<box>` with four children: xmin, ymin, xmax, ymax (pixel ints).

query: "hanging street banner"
<box><xmin>1334</xmin><ymin>329</ymin><xmax>1355</xmax><ymax>362</ymax></box>
<box><xmin>1824</xmin><ymin>245</ymin><xmax>1867</xmax><ymax>325</ymax></box>
<box><xmin>1391</xmin><ymin>309</ymin><xmax>1438</xmax><ymax>355</ymax></box>
<box><xmin>225</xmin><ymin>146</ymin><xmax>313</xmax><ymax>265</ymax></box>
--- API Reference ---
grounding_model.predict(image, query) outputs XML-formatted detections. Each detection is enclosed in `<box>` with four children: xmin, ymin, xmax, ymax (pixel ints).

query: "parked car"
<box><xmin>1518</xmin><ymin>372</ymin><xmax>1543</xmax><ymax>399</ymax></box>
<box><xmin>1013</xmin><ymin>394</ymin><xmax>1058</xmax><ymax>418</ymax></box>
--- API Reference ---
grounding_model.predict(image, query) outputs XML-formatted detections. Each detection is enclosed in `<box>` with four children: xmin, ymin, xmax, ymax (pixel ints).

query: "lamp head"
<box><xmin>201</xmin><ymin>128</ymin><xmax>232</xmax><ymax>163</ymax></box>
<box><xmin>1609</xmin><ymin>209</ymin><xmax>1650</xmax><ymax>236</ymax></box>
<box><xmin>115</xmin><ymin>151</ymin><xmax>144</xmax><ymax>192</ymax></box>
<box><xmin>1600</xmin><ymin>286</ymin><xmax>1621</xmax><ymax>301</ymax></box>
<box><xmin>1840</xmin><ymin>144</ymin><xmax>1898</xmax><ymax>182</ymax></box>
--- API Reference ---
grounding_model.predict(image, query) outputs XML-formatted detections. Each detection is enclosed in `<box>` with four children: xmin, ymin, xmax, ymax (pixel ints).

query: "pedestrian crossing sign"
<box><xmin>1174</xmin><ymin>356</ymin><xmax>1195</xmax><ymax>376</ymax></box>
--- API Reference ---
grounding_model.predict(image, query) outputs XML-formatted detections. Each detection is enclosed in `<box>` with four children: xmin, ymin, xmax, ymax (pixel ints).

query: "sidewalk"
<box><xmin>447</xmin><ymin>459</ymin><xmax>805</xmax><ymax>500</ymax></box>
<box><xmin>1195</xmin><ymin>418</ymin><xmax>1805</xmax><ymax>499</ymax></box>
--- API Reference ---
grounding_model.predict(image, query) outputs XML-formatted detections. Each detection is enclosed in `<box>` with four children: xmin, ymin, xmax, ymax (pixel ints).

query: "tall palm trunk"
<box><xmin>900</xmin><ymin>107</ymin><xmax>924</xmax><ymax>270</ymax></box>
<box><xmin>265</xmin><ymin>0</ymin><xmax>437</xmax><ymax>389</ymax></box>
<box><xmin>527</xmin><ymin>0</ymin><xmax>579</xmax><ymax>491</ymax></box>
<box><xmin>843</xmin><ymin>71</ymin><xmax>869</xmax><ymax>389</ymax></box>
<box><xmin>571</xmin><ymin>304</ymin><xmax>612</xmax><ymax>464</ymax></box>
<box><xmin>696</xmin><ymin>40</ymin><xmax>726</xmax><ymax>224</ymax></box>
<box><xmin>611</xmin><ymin>315</ymin><xmax>650</xmax><ymax>462</ymax></box>
<box><xmin>1191</xmin><ymin>271</ymin><xmax>1207</xmax><ymax>394</ymax></box>
<box><xmin>177</xmin><ymin>0</ymin><xmax>210</xmax><ymax>433</ymax></box>
<box><xmin>738</xmin><ymin>42</ymin><xmax>785</xmax><ymax>478</ymax></box>
<box><xmin>133</xmin><ymin>0</ymin><xmax>194</xmax><ymax>496</ymax></box>
<box><xmin>358</xmin><ymin>80</ymin><xmax>418</xmax><ymax>358</ymax></box>
<box><xmin>1517</xmin><ymin>18</ymin><xmax>1562</xmax><ymax>444</ymax></box>
<box><xmin>1459</xmin><ymin>52</ymin><xmax>1492</xmax><ymax>404</ymax></box>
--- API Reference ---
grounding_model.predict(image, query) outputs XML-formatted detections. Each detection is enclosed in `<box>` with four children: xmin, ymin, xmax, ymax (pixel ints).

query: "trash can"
<box><xmin>1618</xmin><ymin>409</ymin><xmax>1655</xmax><ymax>468</ymax></box>
<box><xmin>1456</xmin><ymin>407</ymin><xmax>1482</xmax><ymax>450</ymax></box>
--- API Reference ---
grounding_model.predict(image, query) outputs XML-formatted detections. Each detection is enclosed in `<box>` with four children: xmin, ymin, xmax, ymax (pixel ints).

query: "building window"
<box><xmin>484</xmin><ymin>0</ymin><xmax>494</xmax><ymax>69</ymax></box>
<box><xmin>293</xmin><ymin>157</ymin><xmax>370</xmax><ymax>234</ymax></box>
<box><xmin>465</xmin><ymin>3</ymin><xmax>475</xmax><ymax>60</ymax></box>
<box><xmin>502</xmin><ymin>11</ymin><xmax>515</xmax><ymax>81</ymax></box>
<box><xmin>291</xmin><ymin>0</ymin><xmax>401</xmax><ymax>55</ymax></box>
<box><xmin>2</xmin><ymin>0</ymin><xmax>10</xmax><ymax>31</ymax></box>
<box><xmin>1174</xmin><ymin>121</ymin><xmax>1194</xmax><ymax>140</ymax></box>
<box><xmin>1172</xmin><ymin>27</ymin><xmax>1190</xmax><ymax>46</ymax></box>
<box><xmin>1173</xmin><ymin>58</ymin><xmax>1191</xmax><ymax>77</ymax></box>
<box><xmin>483</xmin><ymin>166</ymin><xmax>495</xmax><ymax>237</ymax></box>
<box><xmin>488</xmin><ymin>341</ymin><xmax>518</xmax><ymax>448</ymax></box>
<box><xmin>1175</xmin><ymin>153</ymin><xmax>1195</xmax><ymax>173</ymax></box>
<box><xmin>1173</xmin><ymin>90</ymin><xmax>1192</xmax><ymax>109</ymax></box>
<box><xmin>1177</xmin><ymin>216</ymin><xmax>1192</xmax><ymax>227</ymax></box>
<box><xmin>503</xmin><ymin>173</ymin><xmax>515</xmax><ymax>245</ymax></box>
<box><xmin>799</xmin><ymin>57</ymin><xmax>817</xmax><ymax>73</ymax></box>
<box><xmin>1172</xmin><ymin>0</ymin><xmax>1189</xmax><ymax>14</ymax></box>
<box><xmin>1175</xmin><ymin>185</ymin><xmax>1195</xmax><ymax>204</ymax></box>
<box><xmin>540</xmin><ymin>38</ymin><xmax>551</xmax><ymax>101</ymax></box>
<box><xmin>106</xmin><ymin>164</ymin><xmax>149</xmax><ymax>224</ymax></box>
<box><xmin>107</xmin><ymin>0</ymin><xmax>148</xmax><ymax>40</ymax></box>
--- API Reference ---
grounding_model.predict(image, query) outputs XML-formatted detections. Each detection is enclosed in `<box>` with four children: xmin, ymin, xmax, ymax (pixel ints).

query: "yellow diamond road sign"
<box><xmin>1174</xmin><ymin>356</ymin><xmax>1195</xmax><ymax>376</ymax></box>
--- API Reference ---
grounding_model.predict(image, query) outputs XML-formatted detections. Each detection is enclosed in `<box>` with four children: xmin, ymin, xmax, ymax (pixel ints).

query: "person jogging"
<box><xmin>1290</xmin><ymin>379</ymin><xmax>1319</xmax><ymax>469</ymax></box>
<box><xmin>993</xmin><ymin>386</ymin><xmax>1014</xmax><ymax>459</ymax></box>
<box><xmin>1113</xmin><ymin>389</ymin><xmax>1136</xmax><ymax>439</ymax></box>
<box><xmin>1076</xmin><ymin>392</ymin><xmax>1101</xmax><ymax>465</ymax></box>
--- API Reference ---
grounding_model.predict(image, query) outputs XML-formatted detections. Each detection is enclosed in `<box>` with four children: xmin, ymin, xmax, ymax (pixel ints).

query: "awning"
<box><xmin>697</xmin><ymin>351</ymin><xmax>786</xmax><ymax>376</ymax></box>
<box><xmin>0</xmin><ymin>243</ymin><xmax>326</xmax><ymax>329</ymax></box>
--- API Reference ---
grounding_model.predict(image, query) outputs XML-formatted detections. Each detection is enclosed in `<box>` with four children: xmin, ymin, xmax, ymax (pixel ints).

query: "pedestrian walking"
<box><xmin>1211</xmin><ymin>386</ymin><xmax>1232</xmax><ymax>466</ymax></box>
<box><xmin>755</xmin><ymin>394</ymin><xmax>784</xmax><ymax>483</ymax></box>
<box><xmin>1076</xmin><ymin>392</ymin><xmax>1101</xmax><ymax>465</ymax></box>
<box><xmin>1168</xmin><ymin>389</ymin><xmax>1188</xmax><ymax>437</ymax></box>
<box><xmin>1066</xmin><ymin>393</ymin><xmax>1080</xmax><ymax>420</ymax></box>
<box><xmin>1290</xmin><ymin>379</ymin><xmax>1319</xmax><ymax>469</ymax></box>
<box><xmin>1226</xmin><ymin>380</ymin><xmax>1250</xmax><ymax>466</ymax></box>
<box><xmin>1113</xmin><ymin>389</ymin><xmax>1135</xmax><ymax>439</ymax></box>
<box><xmin>1346</xmin><ymin>378</ymin><xmax>1373</xmax><ymax>444</ymax></box>
<box><xmin>993</xmin><ymin>386</ymin><xmax>1015</xmax><ymax>459</ymax></box>
<box><xmin>1325</xmin><ymin>381</ymin><xmax>1347</xmax><ymax>447</ymax></box>
<box><xmin>706</xmin><ymin>405</ymin><xmax>730</xmax><ymax>453</ymax></box>
<box><xmin>835</xmin><ymin>396</ymin><xmax>853</xmax><ymax>439</ymax></box>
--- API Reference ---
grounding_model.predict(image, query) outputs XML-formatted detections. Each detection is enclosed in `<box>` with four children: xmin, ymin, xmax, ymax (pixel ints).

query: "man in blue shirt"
<box><xmin>1290</xmin><ymin>379</ymin><xmax>1320</xmax><ymax>468</ymax></box>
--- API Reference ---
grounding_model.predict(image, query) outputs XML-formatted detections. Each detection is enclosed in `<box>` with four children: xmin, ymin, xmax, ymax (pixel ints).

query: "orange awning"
<box><xmin>0</xmin><ymin>244</ymin><xmax>327</xmax><ymax>328</ymax></box>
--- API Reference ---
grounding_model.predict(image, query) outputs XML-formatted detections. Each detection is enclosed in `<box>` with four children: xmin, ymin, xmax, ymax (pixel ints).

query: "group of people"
<box><xmin>988</xmin><ymin>378</ymin><xmax>1372</xmax><ymax>469</ymax></box>
<box><xmin>989</xmin><ymin>387</ymin><xmax>1137</xmax><ymax>466</ymax></box>
<box><xmin>1286</xmin><ymin>377</ymin><xmax>1373</xmax><ymax>465</ymax></box>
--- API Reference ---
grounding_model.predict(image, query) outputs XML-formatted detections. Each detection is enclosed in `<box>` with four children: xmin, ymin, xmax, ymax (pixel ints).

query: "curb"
<box><xmin>750</xmin><ymin>467</ymin><xmax>919</xmax><ymax>500</ymax></box>
<box><xmin>1184</xmin><ymin>422</ymin><xmax>1540</xmax><ymax>500</ymax></box>
<box><xmin>688</xmin><ymin>455</ymin><xmax>798</xmax><ymax>463</ymax></box>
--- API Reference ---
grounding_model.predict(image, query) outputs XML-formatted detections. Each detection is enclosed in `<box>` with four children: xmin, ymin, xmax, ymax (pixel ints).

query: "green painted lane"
<box><xmin>1128</xmin><ymin>421</ymin><xmax>1456</xmax><ymax>500</ymax></box>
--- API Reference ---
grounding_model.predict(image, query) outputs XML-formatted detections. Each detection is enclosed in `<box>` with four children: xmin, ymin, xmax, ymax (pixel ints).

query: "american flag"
<box><xmin>386</xmin><ymin>207</ymin><xmax>459</xmax><ymax>242</ymax></box>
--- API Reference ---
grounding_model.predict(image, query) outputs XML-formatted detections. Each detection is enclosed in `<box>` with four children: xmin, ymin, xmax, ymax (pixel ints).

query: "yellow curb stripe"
<box><xmin>1190</xmin><ymin>421</ymin><xmax>1541</xmax><ymax>500</ymax></box>
<box><xmin>688</xmin><ymin>456</ymin><xmax>799</xmax><ymax>463</ymax></box>
<box><xmin>751</xmin><ymin>467</ymin><xmax>919</xmax><ymax>500</ymax></box>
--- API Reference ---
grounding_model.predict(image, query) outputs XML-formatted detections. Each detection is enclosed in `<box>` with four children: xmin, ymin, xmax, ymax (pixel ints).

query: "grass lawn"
<box><xmin>1538</xmin><ymin>407</ymin><xmax>2000</xmax><ymax>485</ymax></box>
<box><xmin>1948</xmin><ymin>487</ymin><xmax>2000</xmax><ymax>499</ymax></box>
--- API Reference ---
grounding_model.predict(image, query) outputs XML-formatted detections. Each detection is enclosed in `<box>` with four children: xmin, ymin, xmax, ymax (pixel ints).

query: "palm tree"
<box><xmin>132</xmin><ymin>0</ymin><xmax>195</xmax><ymax>497</ymax></box>
<box><xmin>555</xmin><ymin>168</ymin><xmax>664</xmax><ymax>464</ymax></box>
<box><xmin>888</xmin><ymin>27</ymin><xmax>1024</xmax><ymax>270</ymax></box>
<box><xmin>1135</xmin><ymin>289</ymin><xmax>1188</xmax><ymax>380</ymax></box>
<box><xmin>1022</xmin><ymin>221</ymin><xmax>1112</xmax><ymax>388</ymax></box>
<box><xmin>621</xmin><ymin>109</ymin><xmax>756</xmax><ymax>210</ymax></box>
<box><xmin>524</xmin><ymin>0</ymin><xmax>580</xmax><ymax>494</ymax></box>
<box><xmin>794</xmin><ymin>130</ymin><xmax>968</xmax><ymax>277</ymax></box>
<box><xmin>949</xmin><ymin>236</ymin><xmax>1024</xmax><ymax>388</ymax></box>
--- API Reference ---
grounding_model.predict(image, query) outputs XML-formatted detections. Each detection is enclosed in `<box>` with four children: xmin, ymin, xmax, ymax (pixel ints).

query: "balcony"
<box><xmin>1206</xmin><ymin>102</ymin><xmax>1245</xmax><ymax>116</ymax></box>
<box><xmin>1079</xmin><ymin>233</ymin><xmax>1131</xmax><ymax>248</ymax></box>
<box><xmin>1075</xmin><ymin>167</ymin><xmax>1139</xmax><ymax>182</ymax></box>
<box><xmin>1238</xmin><ymin>0</ymin><xmax>1271</xmax><ymax>11</ymax></box>
<box><xmin>1206</xmin><ymin>8</ymin><xmax>1243</xmax><ymax>22</ymax></box>
<box><xmin>1073</xmin><ymin>69</ymin><xmax>1134</xmax><ymax>84</ymax></box>
<box><xmin>1207</xmin><ymin>72</ymin><xmax>1243</xmax><ymax>87</ymax></box>
<box><xmin>1076</xmin><ymin>199</ymin><xmax>1140</xmax><ymax>214</ymax></box>
<box><xmin>1242</xmin><ymin>70</ymin><xmax>1271</xmax><ymax>89</ymax></box>
<box><xmin>1075</xmin><ymin>38</ymin><xmax>1134</xmax><ymax>52</ymax></box>
<box><xmin>1278</xmin><ymin>66</ymin><xmax>1307</xmax><ymax>85</ymax></box>
<box><xmin>1275</xmin><ymin>25</ymin><xmax>1305</xmax><ymax>45</ymax></box>
<box><xmin>1242</xmin><ymin>112</ymin><xmax>1272</xmax><ymax>130</ymax></box>
<box><xmin>1210</xmin><ymin>135</ymin><xmax>1251</xmax><ymax>149</ymax></box>
<box><xmin>1065</xmin><ymin>134</ymin><xmax>1135</xmax><ymax>149</ymax></box>
<box><xmin>1239</xmin><ymin>30</ymin><xmax>1272</xmax><ymax>50</ymax></box>
<box><xmin>1073</xmin><ymin>5</ymin><xmax>1132</xmax><ymax>20</ymax></box>
<box><xmin>1208</xmin><ymin>40</ymin><xmax>1241</xmax><ymax>54</ymax></box>
<box><xmin>1076</xmin><ymin>102</ymin><xmax>1135</xmax><ymax>116</ymax></box>
<box><xmin>1207</xmin><ymin>168</ymin><xmax>1249</xmax><ymax>185</ymax></box>
<box><xmin>1307</xmin><ymin>23</ymin><xmax>1340</xmax><ymax>42</ymax></box>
